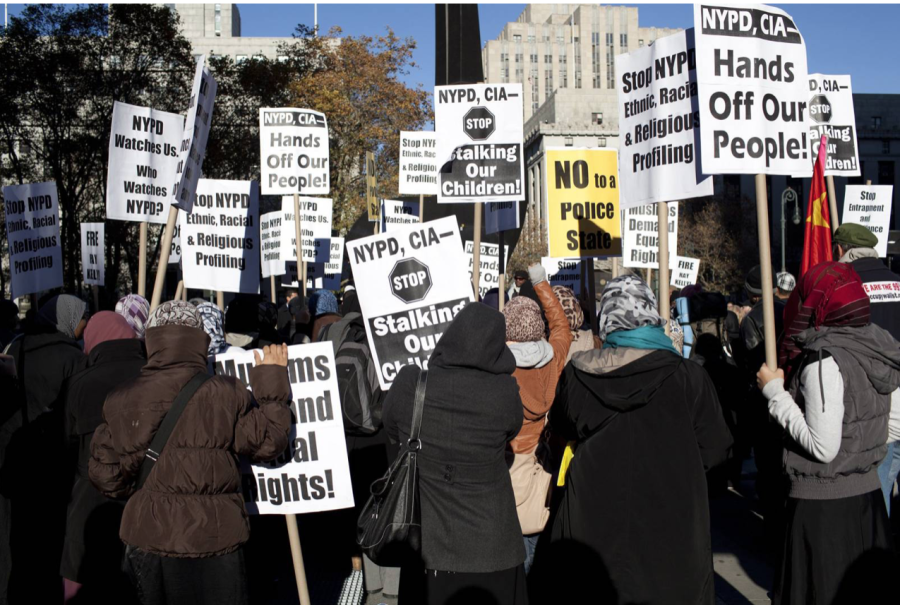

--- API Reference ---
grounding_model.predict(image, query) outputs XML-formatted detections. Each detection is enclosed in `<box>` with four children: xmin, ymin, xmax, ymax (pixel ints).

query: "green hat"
<box><xmin>833</xmin><ymin>223</ymin><xmax>878</xmax><ymax>248</ymax></box>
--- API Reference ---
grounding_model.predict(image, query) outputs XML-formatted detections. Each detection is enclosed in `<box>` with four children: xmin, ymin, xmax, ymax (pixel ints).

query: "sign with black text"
<box><xmin>622</xmin><ymin>202</ymin><xmax>679</xmax><ymax>269</ymax></box>
<box><xmin>214</xmin><ymin>343</ymin><xmax>354</xmax><ymax>515</ymax></box>
<box><xmin>383</xmin><ymin>199</ymin><xmax>420</xmax><ymax>231</ymax></box>
<box><xmin>261</xmin><ymin>211</ymin><xmax>285</xmax><ymax>279</ymax></box>
<box><xmin>3</xmin><ymin>181</ymin><xmax>63</xmax><ymax>298</ymax></box>
<box><xmin>347</xmin><ymin>217</ymin><xmax>474</xmax><ymax>389</ymax></box>
<box><xmin>616</xmin><ymin>29</ymin><xmax>713</xmax><ymax>208</ymax></box>
<box><xmin>435</xmin><ymin>84</ymin><xmax>525</xmax><ymax>203</ymax></box>
<box><xmin>464</xmin><ymin>241</ymin><xmax>509</xmax><ymax>299</ymax></box>
<box><xmin>80</xmin><ymin>223</ymin><xmax>105</xmax><ymax>287</ymax></box>
<box><xmin>181</xmin><ymin>180</ymin><xmax>259</xmax><ymax>294</ymax></box>
<box><xmin>842</xmin><ymin>185</ymin><xmax>894</xmax><ymax>257</ymax></box>
<box><xmin>168</xmin><ymin>224</ymin><xmax>182</xmax><ymax>265</ymax></box>
<box><xmin>399</xmin><ymin>131</ymin><xmax>438</xmax><ymax>195</ymax></box>
<box><xmin>670</xmin><ymin>256</ymin><xmax>700</xmax><ymax>288</ymax></box>
<box><xmin>805</xmin><ymin>74</ymin><xmax>859</xmax><ymax>176</ymax></box>
<box><xmin>106</xmin><ymin>101</ymin><xmax>183</xmax><ymax>224</ymax></box>
<box><xmin>695</xmin><ymin>3</ymin><xmax>812</xmax><ymax>176</ymax></box>
<box><xmin>541</xmin><ymin>257</ymin><xmax>583</xmax><ymax>296</ymax></box>
<box><xmin>282</xmin><ymin>237</ymin><xmax>344</xmax><ymax>291</ymax></box>
<box><xmin>172</xmin><ymin>56</ymin><xmax>217</xmax><ymax>212</ymax></box>
<box><xmin>259</xmin><ymin>108</ymin><xmax>329</xmax><ymax>195</ymax></box>
<box><xmin>280</xmin><ymin>197</ymin><xmax>333</xmax><ymax>264</ymax></box>
<box><xmin>485</xmin><ymin>201</ymin><xmax>520</xmax><ymax>235</ymax></box>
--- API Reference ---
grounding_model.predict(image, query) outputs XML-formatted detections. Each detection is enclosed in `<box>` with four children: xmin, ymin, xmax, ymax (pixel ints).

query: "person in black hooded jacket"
<box><xmin>383</xmin><ymin>302</ymin><xmax>527</xmax><ymax>605</ymax></box>
<box><xmin>533</xmin><ymin>276</ymin><xmax>732</xmax><ymax>605</ymax></box>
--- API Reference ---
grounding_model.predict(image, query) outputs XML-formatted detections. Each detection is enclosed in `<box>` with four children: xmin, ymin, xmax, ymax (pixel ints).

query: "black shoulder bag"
<box><xmin>133</xmin><ymin>371</ymin><xmax>211</xmax><ymax>490</ymax></box>
<box><xmin>357</xmin><ymin>370</ymin><xmax>427</xmax><ymax>566</ymax></box>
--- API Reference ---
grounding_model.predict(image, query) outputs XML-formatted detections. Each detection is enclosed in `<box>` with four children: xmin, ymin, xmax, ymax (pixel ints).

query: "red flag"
<box><xmin>800</xmin><ymin>136</ymin><xmax>832</xmax><ymax>276</ymax></box>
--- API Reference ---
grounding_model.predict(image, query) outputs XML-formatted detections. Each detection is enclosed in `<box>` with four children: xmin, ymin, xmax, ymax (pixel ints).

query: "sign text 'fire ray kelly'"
<box><xmin>260</xmin><ymin>109</ymin><xmax>329</xmax><ymax>195</ymax></box>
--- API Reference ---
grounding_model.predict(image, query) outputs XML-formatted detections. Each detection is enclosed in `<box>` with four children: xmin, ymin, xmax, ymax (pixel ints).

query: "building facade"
<box><xmin>171</xmin><ymin>3</ymin><xmax>297</xmax><ymax>62</ymax></box>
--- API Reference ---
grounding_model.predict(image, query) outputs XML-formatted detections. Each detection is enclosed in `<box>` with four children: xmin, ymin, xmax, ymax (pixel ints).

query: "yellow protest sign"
<box><xmin>546</xmin><ymin>148</ymin><xmax>622</xmax><ymax>258</ymax></box>
<box><xmin>366</xmin><ymin>151</ymin><xmax>379</xmax><ymax>221</ymax></box>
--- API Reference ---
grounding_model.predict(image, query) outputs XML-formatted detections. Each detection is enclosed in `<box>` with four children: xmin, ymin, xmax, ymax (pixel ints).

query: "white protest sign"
<box><xmin>3</xmin><ymin>181</ymin><xmax>63</xmax><ymax>299</ymax></box>
<box><xmin>862</xmin><ymin>281</ymin><xmax>900</xmax><ymax>304</ymax></box>
<box><xmin>464</xmin><ymin>241</ymin><xmax>509</xmax><ymax>299</ymax></box>
<box><xmin>541</xmin><ymin>257</ymin><xmax>583</xmax><ymax>296</ymax></box>
<box><xmin>214</xmin><ymin>343</ymin><xmax>354</xmax><ymax>515</ymax></box>
<box><xmin>259</xmin><ymin>108</ymin><xmax>329</xmax><ymax>195</ymax></box>
<box><xmin>670</xmin><ymin>256</ymin><xmax>700</xmax><ymax>288</ymax></box>
<box><xmin>168</xmin><ymin>224</ymin><xmax>182</xmax><ymax>265</ymax></box>
<box><xmin>282</xmin><ymin>238</ymin><xmax>344</xmax><ymax>291</ymax></box>
<box><xmin>485</xmin><ymin>201</ymin><xmax>521</xmax><ymax>235</ymax></box>
<box><xmin>180</xmin><ymin>179</ymin><xmax>259</xmax><ymax>294</ymax></box>
<box><xmin>280</xmin><ymin>196</ymin><xmax>333</xmax><ymax>263</ymax></box>
<box><xmin>805</xmin><ymin>74</ymin><xmax>860</xmax><ymax>176</ymax></box>
<box><xmin>435</xmin><ymin>84</ymin><xmax>525</xmax><ymax>203</ymax></box>
<box><xmin>695</xmin><ymin>3</ymin><xmax>811</xmax><ymax>176</ymax></box>
<box><xmin>382</xmin><ymin>199</ymin><xmax>420</xmax><ymax>231</ymax></box>
<box><xmin>260</xmin><ymin>211</ymin><xmax>285</xmax><ymax>279</ymax></box>
<box><xmin>80</xmin><ymin>223</ymin><xmax>104</xmax><ymax>287</ymax></box>
<box><xmin>622</xmin><ymin>202</ymin><xmax>679</xmax><ymax>269</ymax></box>
<box><xmin>347</xmin><ymin>217</ymin><xmax>474</xmax><ymax>389</ymax></box>
<box><xmin>106</xmin><ymin>101</ymin><xmax>183</xmax><ymax>224</ymax></box>
<box><xmin>172</xmin><ymin>56</ymin><xmax>217</xmax><ymax>213</ymax></box>
<box><xmin>842</xmin><ymin>185</ymin><xmax>894</xmax><ymax>257</ymax></box>
<box><xmin>399</xmin><ymin>131</ymin><xmax>438</xmax><ymax>195</ymax></box>
<box><xmin>616</xmin><ymin>30</ymin><xmax>713</xmax><ymax>208</ymax></box>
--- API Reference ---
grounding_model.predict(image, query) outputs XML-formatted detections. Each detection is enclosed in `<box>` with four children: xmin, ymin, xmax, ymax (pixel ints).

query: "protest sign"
<box><xmin>399</xmin><ymin>131</ymin><xmax>438</xmax><ymax>195</ymax></box>
<box><xmin>804</xmin><ymin>74</ymin><xmax>860</xmax><ymax>176</ymax></box>
<box><xmin>347</xmin><ymin>217</ymin><xmax>474</xmax><ymax>389</ymax></box>
<box><xmin>214</xmin><ymin>343</ymin><xmax>354</xmax><ymax>515</ymax></box>
<box><xmin>842</xmin><ymin>185</ymin><xmax>894</xmax><ymax>257</ymax></box>
<box><xmin>862</xmin><ymin>281</ymin><xmax>900</xmax><ymax>304</ymax></box>
<box><xmin>435</xmin><ymin>83</ymin><xmax>525</xmax><ymax>203</ymax></box>
<box><xmin>366</xmin><ymin>152</ymin><xmax>379</xmax><ymax>222</ymax></box>
<box><xmin>261</xmin><ymin>211</ymin><xmax>285</xmax><ymax>279</ymax></box>
<box><xmin>383</xmin><ymin>199</ymin><xmax>420</xmax><ymax>231</ymax></box>
<box><xmin>172</xmin><ymin>56</ymin><xmax>217</xmax><ymax>213</ymax></box>
<box><xmin>180</xmin><ymin>179</ymin><xmax>259</xmax><ymax>294</ymax></box>
<box><xmin>106</xmin><ymin>101</ymin><xmax>183</xmax><ymax>224</ymax></box>
<box><xmin>622</xmin><ymin>202</ymin><xmax>679</xmax><ymax>269</ymax></box>
<box><xmin>282</xmin><ymin>237</ymin><xmax>344</xmax><ymax>291</ymax></box>
<box><xmin>694</xmin><ymin>4</ymin><xmax>811</xmax><ymax>176</ymax></box>
<box><xmin>670</xmin><ymin>256</ymin><xmax>700</xmax><ymax>288</ymax></box>
<box><xmin>616</xmin><ymin>30</ymin><xmax>713</xmax><ymax>208</ymax></box>
<box><xmin>80</xmin><ymin>223</ymin><xmax>104</xmax><ymax>286</ymax></box>
<box><xmin>545</xmin><ymin>148</ymin><xmax>622</xmax><ymax>258</ymax></box>
<box><xmin>3</xmin><ymin>181</ymin><xmax>63</xmax><ymax>299</ymax></box>
<box><xmin>259</xmin><ymin>108</ymin><xmax>329</xmax><ymax>195</ymax></box>
<box><xmin>485</xmin><ymin>201</ymin><xmax>520</xmax><ymax>235</ymax></box>
<box><xmin>464</xmin><ymin>241</ymin><xmax>509</xmax><ymax>299</ymax></box>
<box><xmin>168</xmin><ymin>224</ymin><xmax>182</xmax><ymax>265</ymax></box>
<box><xmin>541</xmin><ymin>257</ymin><xmax>583</xmax><ymax>296</ymax></box>
<box><xmin>280</xmin><ymin>197</ymin><xmax>333</xmax><ymax>263</ymax></box>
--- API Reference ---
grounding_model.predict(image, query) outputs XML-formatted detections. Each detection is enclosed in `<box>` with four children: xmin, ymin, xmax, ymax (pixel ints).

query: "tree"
<box><xmin>0</xmin><ymin>4</ymin><xmax>194</xmax><ymax>297</ymax></box>
<box><xmin>289</xmin><ymin>27</ymin><xmax>433</xmax><ymax>233</ymax></box>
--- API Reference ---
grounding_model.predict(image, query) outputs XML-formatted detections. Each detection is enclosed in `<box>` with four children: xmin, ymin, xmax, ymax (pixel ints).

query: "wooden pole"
<box><xmin>657</xmin><ymin>202</ymin><xmax>670</xmax><ymax>331</ymax></box>
<box><xmin>611</xmin><ymin>257</ymin><xmax>620</xmax><ymax>278</ymax></box>
<box><xmin>498</xmin><ymin>230</ymin><xmax>505</xmax><ymax>312</ymax></box>
<box><xmin>472</xmin><ymin>204</ymin><xmax>482</xmax><ymax>301</ymax></box>
<box><xmin>645</xmin><ymin>267</ymin><xmax>651</xmax><ymax>285</ymax></box>
<box><xmin>174</xmin><ymin>280</ymin><xmax>184</xmax><ymax>302</ymax></box>
<box><xmin>587</xmin><ymin>259</ymin><xmax>598</xmax><ymax>335</ymax></box>
<box><xmin>138</xmin><ymin>222</ymin><xmax>148</xmax><ymax>297</ymax></box>
<box><xmin>419</xmin><ymin>193</ymin><xmax>424</xmax><ymax>222</ymax></box>
<box><xmin>285</xmin><ymin>515</ymin><xmax>312</xmax><ymax>605</ymax></box>
<box><xmin>293</xmin><ymin>193</ymin><xmax>306</xmax><ymax>298</ymax></box>
<box><xmin>150</xmin><ymin>207</ymin><xmax>178</xmax><ymax>312</ymax></box>
<box><xmin>92</xmin><ymin>285</ymin><xmax>100</xmax><ymax>312</ymax></box>
<box><xmin>270</xmin><ymin>275</ymin><xmax>277</xmax><ymax>304</ymax></box>
<box><xmin>216</xmin><ymin>291</ymin><xmax>224</xmax><ymax>312</ymax></box>
<box><xmin>826</xmin><ymin>175</ymin><xmax>839</xmax><ymax>234</ymax></box>
<box><xmin>755</xmin><ymin>174</ymin><xmax>777</xmax><ymax>370</ymax></box>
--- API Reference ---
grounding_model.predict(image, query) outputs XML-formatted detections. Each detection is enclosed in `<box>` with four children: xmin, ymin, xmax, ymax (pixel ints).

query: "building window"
<box><xmin>620</xmin><ymin>33</ymin><xmax>628</xmax><ymax>50</ymax></box>
<box><xmin>639</xmin><ymin>39</ymin><xmax>644</xmax><ymax>47</ymax></box>
<box><xmin>872</xmin><ymin>116</ymin><xmax>882</xmax><ymax>129</ymax></box>
<box><xmin>592</xmin><ymin>112</ymin><xmax>603</xmax><ymax>125</ymax></box>
<box><xmin>533</xmin><ymin>102</ymin><xmax>539</xmax><ymax>114</ymax></box>
<box><xmin>883</xmin><ymin>140</ymin><xmax>891</xmax><ymax>155</ymax></box>
<box><xmin>545</xmin><ymin>68</ymin><xmax>553</xmax><ymax>96</ymax></box>
<box><xmin>591</xmin><ymin>32</ymin><xmax>601</xmax><ymax>88</ymax></box>
<box><xmin>528</xmin><ymin>35</ymin><xmax>535</xmax><ymax>43</ymax></box>
<box><xmin>559</xmin><ymin>53</ymin><xmax>567</xmax><ymax>88</ymax></box>
<box><xmin>598</xmin><ymin>137</ymin><xmax>607</xmax><ymax>148</ymax></box>
<box><xmin>515</xmin><ymin>53</ymin><xmax>522</xmax><ymax>64</ymax></box>
<box><xmin>565</xmin><ymin>137</ymin><xmax>574</xmax><ymax>147</ymax></box>
<box><xmin>513</xmin><ymin>34</ymin><xmax>522</xmax><ymax>43</ymax></box>
<box><xmin>214</xmin><ymin>4</ymin><xmax>222</xmax><ymax>37</ymax></box>
<box><xmin>606</xmin><ymin>33</ymin><xmax>615</xmax><ymax>89</ymax></box>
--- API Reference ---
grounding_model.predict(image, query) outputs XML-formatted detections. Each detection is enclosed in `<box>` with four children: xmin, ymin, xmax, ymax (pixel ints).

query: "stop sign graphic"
<box><xmin>389</xmin><ymin>258</ymin><xmax>432</xmax><ymax>303</ymax></box>
<box><xmin>463</xmin><ymin>107</ymin><xmax>496</xmax><ymax>141</ymax></box>
<box><xmin>809</xmin><ymin>94</ymin><xmax>832</xmax><ymax>124</ymax></box>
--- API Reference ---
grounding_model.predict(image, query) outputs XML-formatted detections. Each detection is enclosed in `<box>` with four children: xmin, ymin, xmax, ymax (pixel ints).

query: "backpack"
<box><xmin>319</xmin><ymin>312</ymin><xmax>382</xmax><ymax>436</ymax></box>
<box><xmin>677</xmin><ymin>293</ymin><xmax>734</xmax><ymax>364</ymax></box>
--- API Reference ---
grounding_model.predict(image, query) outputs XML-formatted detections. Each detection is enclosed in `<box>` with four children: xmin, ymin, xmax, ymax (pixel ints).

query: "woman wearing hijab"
<box><xmin>62</xmin><ymin>312</ymin><xmax>146</xmax><ymax>604</ymax></box>
<box><xmin>196</xmin><ymin>302</ymin><xmax>230</xmax><ymax>360</ymax></box>
<box><xmin>757</xmin><ymin>262</ymin><xmax>900</xmax><ymax>604</ymax></box>
<box><xmin>552</xmin><ymin>285</ymin><xmax>597</xmax><ymax>363</ymax></box>
<box><xmin>534</xmin><ymin>276</ymin><xmax>732</xmax><ymax>605</ymax></box>
<box><xmin>115</xmin><ymin>294</ymin><xmax>150</xmax><ymax>339</ymax></box>
<box><xmin>309</xmin><ymin>290</ymin><xmax>341</xmax><ymax>342</ymax></box>
<box><xmin>2</xmin><ymin>294</ymin><xmax>87</xmax><ymax>603</ymax></box>
<box><xmin>89</xmin><ymin>301</ymin><xmax>292</xmax><ymax>605</ymax></box>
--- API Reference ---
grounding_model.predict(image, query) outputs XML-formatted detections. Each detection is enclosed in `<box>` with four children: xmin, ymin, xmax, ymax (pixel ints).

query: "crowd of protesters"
<box><xmin>0</xmin><ymin>222</ymin><xmax>898</xmax><ymax>605</ymax></box>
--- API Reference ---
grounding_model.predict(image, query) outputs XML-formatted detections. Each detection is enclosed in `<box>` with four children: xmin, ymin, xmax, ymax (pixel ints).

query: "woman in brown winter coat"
<box><xmin>89</xmin><ymin>301</ymin><xmax>292</xmax><ymax>605</ymax></box>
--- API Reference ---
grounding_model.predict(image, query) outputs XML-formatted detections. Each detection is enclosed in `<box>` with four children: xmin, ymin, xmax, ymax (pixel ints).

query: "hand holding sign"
<box><xmin>254</xmin><ymin>343</ymin><xmax>289</xmax><ymax>367</ymax></box>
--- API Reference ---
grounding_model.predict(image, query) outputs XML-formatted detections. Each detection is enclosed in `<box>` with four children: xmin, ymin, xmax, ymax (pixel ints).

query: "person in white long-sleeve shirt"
<box><xmin>757</xmin><ymin>261</ymin><xmax>900</xmax><ymax>605</ymax></box>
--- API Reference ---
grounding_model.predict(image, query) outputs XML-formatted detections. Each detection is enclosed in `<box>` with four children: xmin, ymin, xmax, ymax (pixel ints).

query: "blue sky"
<box><xmin>6</xmin><ymin>3</ymin><xmax>900</xmax><ymax>93</ymax></box>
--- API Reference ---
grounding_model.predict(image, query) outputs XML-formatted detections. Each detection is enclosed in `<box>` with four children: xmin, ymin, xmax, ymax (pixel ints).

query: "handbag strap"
<box><xmin>134</xmin><ymin>371</ymin><xmax>211</xmax><ymax>490</ymax></box>
<box><xmin>407</xmin><ymin>370</ymin><xmax>428</xmax><ymax>451</ymax></box>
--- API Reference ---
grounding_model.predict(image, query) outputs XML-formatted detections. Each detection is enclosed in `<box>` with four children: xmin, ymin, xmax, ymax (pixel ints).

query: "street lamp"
<box><xmin>781</xmin><ymin>187</ymin><xmax>799</xmax><ymax>272</ymax></box>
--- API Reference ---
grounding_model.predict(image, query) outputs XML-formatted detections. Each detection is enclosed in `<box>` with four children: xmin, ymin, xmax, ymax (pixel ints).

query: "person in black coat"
<box><xmin>61</xmin><ymin>311</ymin><xmax>146</xmax><ymax>603</ymax></box>
<box><xmin>533</xmin><ymin>276</ymin><xmax>732</xmax><ymax>605</ymax></box>
<box><xmin>1</xmin><ymin>294</ymin><xmax>87</xmax><ymax>604</ymax></box>
<box><xmin>382</xmin><ymin>302</ymin><xmax>528</xmax><ymax>605</ymax></box>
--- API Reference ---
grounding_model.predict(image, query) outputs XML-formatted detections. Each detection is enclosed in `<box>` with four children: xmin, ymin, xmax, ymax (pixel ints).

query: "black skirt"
<box><xmin>399</xmin><ymin>563</ymin><xmax>528</xmax><ymax>605</ymax></box>
<box><xmin>775</xmin><ymin>489</ymin><xmax>897</xmax><ymax>605</ymax></box>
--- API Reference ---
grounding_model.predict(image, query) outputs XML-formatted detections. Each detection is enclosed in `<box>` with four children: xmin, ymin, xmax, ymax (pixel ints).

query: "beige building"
<box><xmin>171</xmin><ymin>3</ymin><xmax>297</xmax><ymax>62</ymax></box>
